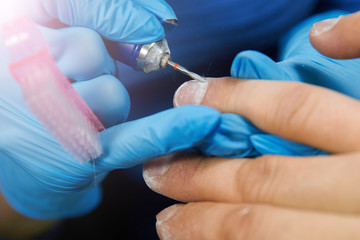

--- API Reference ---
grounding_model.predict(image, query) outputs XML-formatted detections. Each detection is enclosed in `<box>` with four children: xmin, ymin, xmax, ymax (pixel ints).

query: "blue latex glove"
<box><xmin>195</xmin><ymin>113</ymin><xmax>326</xmax><ymax>158</ymax></box>
<box><xmin>27</xmin><ymin>0</ymin><xmax>177</xmax><ymax>44</ymax></box>
<box><xmin>0</xmin><ymin>22</ymin><xmax>227</xmax><ymax>219</ymax></box>
<box><xmin>196</xmin><ymin>113</ymin><xmax>261</xmax><ymax>158</ymax></box>
<box><xmin>230</xmin><ymin>10</ymin><xmax>359</xmax><ymax>155</ymax></box>
<box><xmin>0</xmin><ymin>0</ymin><xmax>181</xmax><ymax>220</ymax></box>
<box><xmin>2</xmin><ymin>2</ymin><xmax>266</xmax><ymax>220</ymax></box>
<box><xmin>0</xmin><ymin>18</ymin><xmax>125</xmax><ymax>219</ymax></box>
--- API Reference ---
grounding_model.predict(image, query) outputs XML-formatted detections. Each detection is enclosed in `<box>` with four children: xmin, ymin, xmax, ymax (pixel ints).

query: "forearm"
<box><xmin>0</xmin><ymin>192</ymin><xmax>58</xmax><ymax>239</ymax></box>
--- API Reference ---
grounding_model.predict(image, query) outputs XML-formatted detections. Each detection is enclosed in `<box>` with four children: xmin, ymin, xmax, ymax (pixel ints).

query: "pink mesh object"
<box><xmin>2</xmin><ymin>16</ymin><xmax>105</xmax><ymax>163</ymax></box>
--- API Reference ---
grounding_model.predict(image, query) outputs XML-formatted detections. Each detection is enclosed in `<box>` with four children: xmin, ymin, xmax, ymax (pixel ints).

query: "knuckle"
<box><xmin>236</xmin><ymin>155</ymin><xmax>281</xmax><ymax>203</ymax></box>
<box><xmin>271</xmin><ymin>83</ymin><xmax>319</xmax><ymax>134</ymax></box>
<box><xmin>205</xmin><ymin>78</ymin><xmax>240</xmax><ymax>110</ymax></box>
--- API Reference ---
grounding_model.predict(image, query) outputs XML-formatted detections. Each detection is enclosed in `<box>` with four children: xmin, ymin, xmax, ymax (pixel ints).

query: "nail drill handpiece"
<box><xmin>106</xmin><ymin>39</ymin><xmax>206</xmax><ymax>81</ymax></box>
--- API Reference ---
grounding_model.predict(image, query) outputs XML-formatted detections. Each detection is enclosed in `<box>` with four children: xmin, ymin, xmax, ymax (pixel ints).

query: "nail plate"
<box><xmin>174</xmin><ymin>80</ymin><xmax>208</xmax><ymax>107</ymax></box>
<box><xmin>156</xmin><ymin>204</ymin><xmax>181</xmax><ymax>224</ymax></box>
<box><xmin>311</xmin><ymin>16</ymin><xmax>342</xmax><ymax>36</ymax></box>
<box><xmin>156</xmin><ymin>205</ymin><xmax>182</xmax><ymax>240</ymax></box>
<box><xmin>143</xmin><ymin>156</ymin><xmax>171</xmax><ymax>190</ymax></box>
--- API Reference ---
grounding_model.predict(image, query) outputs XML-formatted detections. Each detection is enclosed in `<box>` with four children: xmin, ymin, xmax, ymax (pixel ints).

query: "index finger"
<box><xmin>24</xmin><ymin>0</ymin><xmax>174</xmax><ymax>43</ymax></box>
<box><xmin>97</xmin><ymin>105</ymin><xmax>221</xmax><ymax>169</ymax></box>
<box><xmin>174</xmin><ymin>78</ymin><xmax>360</xmax><ymax>153</ymax></box>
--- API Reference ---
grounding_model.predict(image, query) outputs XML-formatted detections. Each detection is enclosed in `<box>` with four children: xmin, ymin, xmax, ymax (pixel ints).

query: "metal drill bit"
<box><xmin>167</xmin><ymin>60</ymin><xmax>206</xmax><ymax>83</ymax></box>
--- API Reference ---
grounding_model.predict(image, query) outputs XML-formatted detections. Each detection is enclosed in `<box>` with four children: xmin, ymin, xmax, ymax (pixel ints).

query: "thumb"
<box><xmin>310</xmin><ymin>11</ymin><xmax>360</xmax><ymax>59</ymax></box>
<box><xmin>231</xmin><ymin>50</ymin><xmax>290</xmax><ymax>80</ymax></box>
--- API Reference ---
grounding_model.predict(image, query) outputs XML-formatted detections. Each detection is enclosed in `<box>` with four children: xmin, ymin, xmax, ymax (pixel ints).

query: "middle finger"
<box><xmin>144</xmin><ymin>152</ymin><xmax>360</xmax><ymax>213</ymax></box>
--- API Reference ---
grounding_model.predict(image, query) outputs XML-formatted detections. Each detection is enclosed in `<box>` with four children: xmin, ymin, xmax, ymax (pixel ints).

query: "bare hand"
<box><xmin>143</xmin><ymin>11</ymin><xmax>360</xmax><ymax>240</ymax></box>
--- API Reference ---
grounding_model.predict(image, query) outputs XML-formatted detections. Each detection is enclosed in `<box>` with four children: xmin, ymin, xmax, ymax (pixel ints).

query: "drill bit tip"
<box><xmin>167</xmin><ymin>60</ymin><xmax>206</xmax><ymax>83</ymax></box>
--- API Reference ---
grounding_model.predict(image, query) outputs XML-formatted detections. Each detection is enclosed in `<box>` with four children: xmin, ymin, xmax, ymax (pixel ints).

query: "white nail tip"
<box><xmin>311</xmin><ymin>16</ymin><xmax>342</xmax><ymax>36</ymax></box>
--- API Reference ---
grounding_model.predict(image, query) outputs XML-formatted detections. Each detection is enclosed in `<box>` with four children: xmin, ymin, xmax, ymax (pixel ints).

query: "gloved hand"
<box><xmin>0</xmin><ymin>0</ymin><xmax>209</xmax><ymax>221</ymax></box>
<box><xmin>228</xmin><ymin>10</ymin><xmax>359</xmax><ymax>155</ymax></box>
<box><xmin>0</xmin><ymin>24</ymin><xmax>225</xmax><ymax>220</ymax></box>
<box><xmin>24</xmin><ymin>0</ymin><xmax>177</xmax><ymax>44</ymax></box>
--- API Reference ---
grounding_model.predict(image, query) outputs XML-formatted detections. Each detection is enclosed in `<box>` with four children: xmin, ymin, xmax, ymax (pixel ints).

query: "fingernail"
<box><xmin>311</xmin><ymin>16</ymin><xmax>342</xmax><ymax>36</ymax></box>
<box><xmin>156</xmin><ymin>204</ymin><xmax>181</xmax><ymax>224</ymax></box>
<box><xmin>166</xmin><ymin>19</ymin><xmax>179</xmax><ymax>25</ymax></box>
<box><xmin>143</xmin><ymin>156</ymin><xmax>171</xmax><ymax>189</ymax></box>
<box><xmin>156</xmin><ymin>205</ymin><xmax>182</xmax><ymax>240</ymax></box>
<box><xmin>174</xmin><ymin>80</ymin><xmax>208</xmax><ymax>107</ymax></box>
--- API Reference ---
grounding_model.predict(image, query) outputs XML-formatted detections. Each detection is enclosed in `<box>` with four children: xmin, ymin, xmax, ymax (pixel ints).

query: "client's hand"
<box><xmin>144</xmin><ymin>77</ymin><xmax>360</xmax><ymax>239</ymax></box>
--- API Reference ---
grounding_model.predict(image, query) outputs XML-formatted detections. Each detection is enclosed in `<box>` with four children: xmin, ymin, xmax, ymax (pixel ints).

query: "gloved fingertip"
<box><xmin>98</xmin><ymin>105</ymin><xmax>221</xmax><ymax>169</ymax></box>
<box><xmin>231</xmin><ymin>50</ymin><xmax>288</xmax><ymax>80</ymax></box>
<box><xmin>124</xmin><ymin>0</ymin><xmax>177</xmax><ymax>40</ymax></box>
<box><xmin>136</xmin><ymin>0</ymin><xmax>177</xmax><ymax>21</ymax></box>
<box><xmin>72</xmin><ymin>75</ymin><xmax>130</xmax><ymax>128</ymax></box>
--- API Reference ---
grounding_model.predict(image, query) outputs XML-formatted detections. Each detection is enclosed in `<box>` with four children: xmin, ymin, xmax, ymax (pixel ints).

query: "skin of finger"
<box><xmin>201</xmin><ymin>78</ymin><xmax>360</xmax><ymax>153</ymax></box>
<box><xmin>144</xmin><ymin>152</ymin><xmax>360</xmax><ymax>213</ymax></box>
<box><xmin>156</xmin><ymin>202</ymin><xmax>360</xmax><ymax>240</ymax></box>
<box><xmin>310</xmin><ymin>11</ymin><xmax>360</xmax><ymax>59</ymax></box>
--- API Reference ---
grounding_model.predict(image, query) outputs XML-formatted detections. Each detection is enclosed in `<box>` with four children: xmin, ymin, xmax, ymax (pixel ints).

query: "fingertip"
<box><xmin>309</xmin><ymin>16</ymin><xmax>343</xmax><ymax>58</ymax></box>
<box><xmin>127</xmin><ymin>0</ymin><xmax>177</xmax><ymax>41</ymax></box>
<box><xmin>156</xmin><ymin>204</ymin><xmax>183</xmax><ymax>225</ymax></box>
<box><xmin>156</xmin><ymin>204</ymin><xmax>184</xmax><ymax>240</ymax></box>
<box><xmin>143</xmin><ymin>156</ymin><xmax>172</xmax><ymax>192</ymax></box>
<box><xmin>310</xmin><ymin>12</ymin><xmax>360</xmax><ymax>59</ymax></box>
<box><xmin>173</xmin><ymin>80</ymin><xmax>208</xmax><ymax>107</ymax></box>
<box><xmin>72</xmin><ymin>75</ymin><xmax>130</xmax><ymax>128</ymax></box>
<box><xmin>134</xmin><ymin>0</ymin><xmax>177</xmax><ymax>22</ymax></box>
<box><xmin>97</xmin><ymin>106</ymin><xmax>221</xmax><ymax>169</ymax></box>
<box><xmin>310</xmin><ymin>17</ymin><xmax>342</xmax><ymax>37</ymax></box>
<box><xmin>124</xmin><ymin>15</ymin><xmax>165</xmax><ymax>43</ymax></box>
